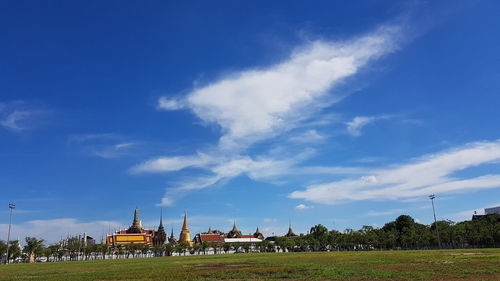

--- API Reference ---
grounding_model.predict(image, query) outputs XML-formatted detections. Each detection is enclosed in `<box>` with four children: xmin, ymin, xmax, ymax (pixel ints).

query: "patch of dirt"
<box><xmin>448</xmin><ymin>252</ymin><xmax>497</xmax><ymax>256</ymax></box>
<box><xmin>189</xmin><ymin>262</ymin><xmax>255</xmax><ymax>271</ymax></box>
<box><xmin>434</xmin><ymin>273</ymin><xmax>500</xmax><ymax>281</ymax></box>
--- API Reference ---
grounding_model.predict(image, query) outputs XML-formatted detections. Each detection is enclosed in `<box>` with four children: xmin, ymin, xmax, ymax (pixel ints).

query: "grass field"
<box><xmin>0</xmin><ymin>249</ymin><xmax>499</xmax><ymax>280</ymax></box>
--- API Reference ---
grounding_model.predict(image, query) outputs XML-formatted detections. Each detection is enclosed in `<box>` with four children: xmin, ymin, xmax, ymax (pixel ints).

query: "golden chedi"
<box><xmin>178</xmin><ymin>211</ymin><xmax>193</xmax><ymax>246</ymax></box>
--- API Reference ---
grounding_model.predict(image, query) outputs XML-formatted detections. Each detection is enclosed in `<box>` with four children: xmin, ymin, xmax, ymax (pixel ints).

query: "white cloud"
<box><xmin>147</xmin><ymin>149</ymin><xmax>367</xmax><ymax>206</ymax></box>
<box><xmin>132</xmin><ymin>152</ymin><xmax>214</xmax><ymax>173</ymax></box>
<box><xmin>295</xmin><ymin>204</ymin><xmax>313</xmax><ymax>210</ymax></box>
<box><xmin>69</xmin><ymin>134</ymin><xmax>139</xmax><ymax>159</ymax></box>
<box><xmin>157</xmin><ymin>97</ymin><xmax>186</xmax><ymax>110</ymax></box>
<box><xmin>264</xmin><ymin>218</ymin><xmax>277</xmax><ymax>223</ymax></box>
<box><xmin>158</xmin><ymin>26</ymin><xmax>402</xmax><ymax>151</ymax></box>
<box><xmin>0</xmin><ymin>110</ymin><xmax>33</xmax><ymax>130</ymax></box>
<box><xmin>290</xmin><ymin>140</ymin><xmax>500</xmax><ymax>204</ymax></box>
<box><xmin>289</xmin><ymin>129</ymin><xmax>326</xmax><ymax>143</ymax></box>
<box><xmin>345</xmin><ymin>115</ymin><xmax>393</xmax><ymax>136</ymax></box>
<box><xmin>154</xmin><ymin>152</ymin><xmax>313</xmax><ymax>205</ymax></box>
<box><xmin>0</xmin><ymin>219</ymin><xmax>122</xmax><ymax>244</ymax></box>
<box><xmin>0</xmin><ymin>101</ymin><xmax>47</xmax><ymax>131</ymax></box>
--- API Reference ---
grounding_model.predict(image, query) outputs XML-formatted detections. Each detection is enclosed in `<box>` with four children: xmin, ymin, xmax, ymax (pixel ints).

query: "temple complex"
<box><xmin>106</xmin><ymin>208</ymin><xmax>303</xmax><ymax>249</ymax></box>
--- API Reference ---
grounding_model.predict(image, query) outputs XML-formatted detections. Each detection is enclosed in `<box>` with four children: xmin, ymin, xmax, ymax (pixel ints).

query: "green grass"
<box><xmin>0</xmin><ymin>249</ymin><xmax>499</xmax><ymax>280</ymax></box>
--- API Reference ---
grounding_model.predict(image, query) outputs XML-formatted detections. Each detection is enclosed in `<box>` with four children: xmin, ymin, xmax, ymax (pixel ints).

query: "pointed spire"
<box><xmin>179</xmin><ymin>211</ymin><xmax>193</xmax><ymax>245</ymax></box>
<box><xmin>232</xmin><ymin>220</ymin><xmax>239</xmax><ymax>232</ymax></box>
<box><xmin>159</xmin><ymin>209</ymin><xmax>164</xmax><ymax>228</ymax></box>
<box><xmin>254</xmin><ymin>226</ymin><xmax>264</xmax><ymax>239</ymax></box>
<box><xmin>285</xmin><ymin>222</ymin><xmax>297</xmax><ymax>237</ymax></box>
<box><xmin>133</xmin><ymin>208</ymin><xmax>140</xmax><ymax>226</ymax></box>
<box><xmin>182</xmin><ymin>211</ymin><xmax>189</xmax><ymax>230</ymax></box>
<box><xmin>127</xmin><ymin>207</ymin><xmax>143</xmax><ymax>233</ymax></box>
<box><xmin>228</xmin><ymin>220</ymin><xmax>242</xmax><ymax>238</ymax></box>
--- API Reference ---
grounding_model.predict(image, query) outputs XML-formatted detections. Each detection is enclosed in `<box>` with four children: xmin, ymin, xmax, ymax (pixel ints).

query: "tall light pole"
<box><xmin>5</xmin><ymin>203</ymin><xmax>15</xmax><ymax>264</ymax></box>
<box><xmin>429</xmin><ymin>195</ymin><xmax>441</xmax><ymax>248</ymax></box>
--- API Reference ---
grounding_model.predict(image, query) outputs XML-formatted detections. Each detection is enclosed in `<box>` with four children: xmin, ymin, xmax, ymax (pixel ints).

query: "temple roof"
<box><xmin>231</xmin><ymin>221</ymin><xmax>239</xmax><ymax>232</ymax></box>
<box><xmin>285</xmin><ymin>223</ymin><xmax>298</xmax><ymax>237</ymax></box>
<box><xmin>127</xmin><ymin>208</ymin><xmax>144</xmax><ymax>234</ymax></box>
<box><xmin>227</xmin><ymin>221</ymin><xmax>242</xmax><ymax>238</ymax></box>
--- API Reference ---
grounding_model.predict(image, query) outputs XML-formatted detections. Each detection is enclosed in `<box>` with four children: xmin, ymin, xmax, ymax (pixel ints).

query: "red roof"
<box><xmin>200</xmin><ymin>234</ymin><xmax>224</xmax><ymax>242</ymax></box>
<box><xmin>242</xmin><ymin>235</ymin><xmax>254</xmax><ymax>238</ymax></box>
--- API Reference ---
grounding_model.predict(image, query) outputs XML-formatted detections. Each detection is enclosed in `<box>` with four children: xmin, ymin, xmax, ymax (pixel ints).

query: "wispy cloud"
<box><xmin>69</xmin><ymin>133</ymin><xmax>140</xmax><ymax>159</ymax></box>
<box><xmin>131</xmin><ymin>152</ymin><xmax>214</xmax><ymax>173</ymax></box>
<box><xmin>0</xmin><ymin>101</ymin><xmax>48</xmax><ymax>131</ymax></box>
<box><xmin>290</xmin><ymin>140</ymin><xmax>500</xmax><ymax>205</ymax></box>
<box><xmin>295</xmin><ymin>204</ymin><xmax>313</xmax><ymax>210</ymax></box>
<box><xmin>289</xmin><ymin>129</ymin><xmax>326</xmax><ymax>144</ymax></box>
<box><xmin>345</xmin><ymin>115</ymin><xmax>393</xmax><ymax>136</ymax></box>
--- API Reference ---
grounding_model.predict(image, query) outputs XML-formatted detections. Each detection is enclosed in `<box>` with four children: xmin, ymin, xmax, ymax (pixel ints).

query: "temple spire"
<box><xmin>285</xmin><ymin>222</ymin><xmax>297</xmax><ymax>237</ymax></box>
<box><xmin>127</xmin><ymin>208</ymin><xmax>143</xmax><ymax>233</ymax></box>
<box><xmin>253</xmin><ymin>226</ymin><xmax>264</xmax><ymax>239</ymax></box>
<box><xmin>179</xmin><ymin>211</ymin><xmax>193</xmax><ymax>246</ymax></box>
<box><xmin>133</xmin><ymin>208</ymin><xmax>140</xmax><ymax>226</ymax></box>
<box><xmin>227</xmin><ymin>220</ymin><xmax>242</xmax><ymax>238</ymax></box>
<box><xmin>181</xmin><ymin>211</ymin><xmax>189</xmax><ymax>230</ymax></box>
<box><xmin>159</xmin><ymin>209</ymin><xmax>163</xmax><ymax>228</ymax></box>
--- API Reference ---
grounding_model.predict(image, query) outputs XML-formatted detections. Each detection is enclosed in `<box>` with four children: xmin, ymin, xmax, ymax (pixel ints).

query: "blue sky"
<box><xmin>1</xmin><ymin>0</ymin><xmax>500</xmax><ymax>243</ymax></box>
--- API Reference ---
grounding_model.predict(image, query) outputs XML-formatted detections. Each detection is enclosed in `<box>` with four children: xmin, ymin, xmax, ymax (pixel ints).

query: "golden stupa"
<box><xmin>178</xmin><ymin>211</ymin><xmax>193</xmax><ymax>246</ymax></box>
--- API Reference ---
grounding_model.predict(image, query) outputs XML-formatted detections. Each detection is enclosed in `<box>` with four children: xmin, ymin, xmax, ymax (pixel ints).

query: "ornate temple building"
<box><xmin>152</xmin><ymin>213</ymin><xmax>167</xmax><ymax>246</ymax></box>
<box><xmin>107</xmin><ymin>208</ymin><xmax>165</xmax><ymax>248</ymax></box>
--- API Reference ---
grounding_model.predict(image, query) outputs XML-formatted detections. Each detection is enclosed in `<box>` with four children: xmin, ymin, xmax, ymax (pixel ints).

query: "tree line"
<box><xmin>1</xmin><ymin>214</ymin><xmax>499</xmax><ymax>263</ymax></box>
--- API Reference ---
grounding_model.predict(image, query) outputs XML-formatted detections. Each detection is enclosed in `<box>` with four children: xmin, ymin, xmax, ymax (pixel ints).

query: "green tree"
<box><xmin>200</xmin><ymin>241</ymin><xmax>208</xmax><ymax>255</ymax></box>
<box><xmin>223</xmin><ymin>243</ymin><xmax>231</xmax><ymax>254</ymax></box>
<box><xmin>7</xmin><ymin>240</ymin><xmax>22</xmax><ymax>262</ymax></box>
<box><xmin>23</xmin><ymin>237</ymin><xmax>45</xmax><ymax>263</ymax></box>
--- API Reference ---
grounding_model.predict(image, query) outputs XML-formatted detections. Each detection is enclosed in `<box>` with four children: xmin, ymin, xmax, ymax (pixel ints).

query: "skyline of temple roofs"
<box><xmin>113</xmin><ymin>208</ymin><xmax>302</xmax><ymax>239</ymax></box>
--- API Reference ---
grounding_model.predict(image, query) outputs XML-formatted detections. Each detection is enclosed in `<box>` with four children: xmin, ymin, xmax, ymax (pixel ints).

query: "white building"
<box><xmin>485</xmin><ymin>206</ymin><xmax>500</xmax><ymax>215</ymax></box>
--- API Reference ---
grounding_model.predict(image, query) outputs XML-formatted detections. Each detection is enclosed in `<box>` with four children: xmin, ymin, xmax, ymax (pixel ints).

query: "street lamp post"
<box><xmin>429</xmin><ymin>195</ymin><xmax>441</xmax><ymax>248</ymax></box>
<box><xmin>5</xmin><ymin>203</ymin><xmax>15</xmax><ymax>264</ymax></box>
